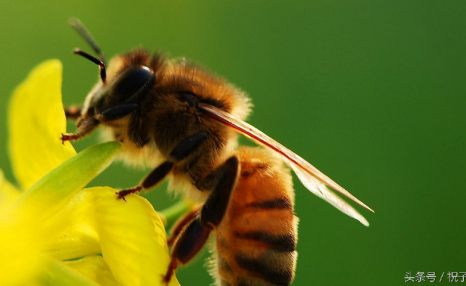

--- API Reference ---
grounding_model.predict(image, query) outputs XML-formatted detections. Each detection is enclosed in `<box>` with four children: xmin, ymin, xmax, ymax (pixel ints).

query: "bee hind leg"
<box><xmin>199</xmin><ymin>156</ymin><xmax>239</xmax><ymax>226</ymax></box>
<box><xmin>163</xmin><ymin>156</ymin><xmax>239</xmax><ymax>285</ymax></box>
<box><xmin>167</xmin><ymin>205</ymin><xmax>201</xmax><ymax>247</ymax></box>
<box><xmin>162</xmin><ymin>216</ymin><xmax>210</xmax><ymax>285</ymax></box>
<box><xmin>116</xmin><ymin>131</ymin><xmax>208</xmax><ymax>200</ymax></box>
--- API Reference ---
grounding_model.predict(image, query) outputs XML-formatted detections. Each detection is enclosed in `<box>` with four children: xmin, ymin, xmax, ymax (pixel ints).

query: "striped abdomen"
<box><xmin>215</xmin><ymin>147</ymin><xmax>298</xmax><ymax>286</ymax></box>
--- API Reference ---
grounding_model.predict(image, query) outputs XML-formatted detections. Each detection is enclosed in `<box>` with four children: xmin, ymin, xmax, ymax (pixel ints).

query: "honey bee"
<box><xmin>62</xmin><ymin>19</ymin><xmax>373</xmax><ymax>285</ymax></box>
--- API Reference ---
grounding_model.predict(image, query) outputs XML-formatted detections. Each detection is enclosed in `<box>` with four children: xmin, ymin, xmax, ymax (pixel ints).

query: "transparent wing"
<box><xmin>198</xmin><ymin>104</ymin><xmax>373</xmax><ymax>226</ymax></box>
<box><xmin>290</xmin><ymin>163</ymin><xmax>369</xmax><ymax>226</ymax></box>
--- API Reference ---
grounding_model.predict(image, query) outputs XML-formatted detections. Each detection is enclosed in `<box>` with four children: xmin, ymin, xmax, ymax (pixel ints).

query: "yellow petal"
<box><xmin>0</xmin><ymin>206</ymin><xmax>43</xmax><ymax>286</ymax></box>
<box><xmin>8</xmin><ymin>60</ymin><xmax>76</xmax><ymax>190</ymax></box>
<box><xmin>42</xmin><ymin>187</ymin><xmax>179</xmax><ymax>285</ymax></box>
<box><xmin>65</xmin><ymin>256</ymin><xmax>119</xmax><ymax>286</ymax></box>
<box><xmin>94</xmin><ymin>188</ymin><xmax>180</xmax><ymax>286</ymax></box>
<box><xmin>12</xmin><ymin>142</ymin><xmax>121</xmax><ymax>223</ymax></box>
<box><xmin>0</xmin><ymin>169</ymin><xmax>20</xmax><ymax>207</ymax></box>
<box><xmin>41</xmin><ymin>189</ymin><xmax>101</xmax><ymax>261</ymax></box>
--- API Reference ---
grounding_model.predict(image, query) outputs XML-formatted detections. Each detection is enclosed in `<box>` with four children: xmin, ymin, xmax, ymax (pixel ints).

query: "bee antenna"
<box><xmin>69</xmin><ymin>18</ymin><xmax>106</xmax><ymax>65</ymax></box>
<box><xmin>74</xmin><ymin>48</ymin><xmax>107</xmax><ymax>84</ymax></box>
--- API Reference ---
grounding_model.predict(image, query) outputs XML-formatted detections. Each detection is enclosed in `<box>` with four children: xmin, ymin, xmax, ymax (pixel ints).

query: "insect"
<box><xmin>62</xmin><ymin>19</ymin><xmax>373</xmax><ymax>285</ymax></box>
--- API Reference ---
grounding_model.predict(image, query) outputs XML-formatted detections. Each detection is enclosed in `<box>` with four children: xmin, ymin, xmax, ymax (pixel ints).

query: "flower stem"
<box><xmin>158</xmin><ymin>199</ymin><xmax>195</xmax><ymax>228</ymax></box>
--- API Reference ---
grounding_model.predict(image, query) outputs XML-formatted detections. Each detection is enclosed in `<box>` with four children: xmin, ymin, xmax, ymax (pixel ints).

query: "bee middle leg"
<box><xmin>163</xmin><ymin>156</ymin><xmax>239</xmax><ymax>284</ymax></box>
<box><xmin>116</xmin><ymin>131</ymin><xmax>209</xmax><ymax>200</ymax></box>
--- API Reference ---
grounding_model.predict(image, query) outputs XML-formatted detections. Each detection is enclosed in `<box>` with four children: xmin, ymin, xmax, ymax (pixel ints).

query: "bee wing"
<box><xmin>289</xmin><ymin>164</ymin><xmax>369</xmax><ymax>226</ymax></box>
<box><xmin>199</xmin><ymin>104</ymin><xmax>373</xmax><ymax>226</ymax></box>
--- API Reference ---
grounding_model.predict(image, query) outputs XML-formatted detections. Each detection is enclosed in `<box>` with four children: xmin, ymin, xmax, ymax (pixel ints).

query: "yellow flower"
<box><xmin>0</xmin><ymin>60</ymin><xmax>179</xmax><ymax>286</ymax></box>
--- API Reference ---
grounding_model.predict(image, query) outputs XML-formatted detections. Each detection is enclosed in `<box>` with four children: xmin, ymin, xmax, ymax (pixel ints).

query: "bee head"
<box><xmin>69</xmin><ymin>19</ymin><xmax>156</xmax><ymax>137</ymax></box>
<box><xmin>75</xmin><ymin>50</ymin><xmax>155</xmax><ymax>122</ymax></box>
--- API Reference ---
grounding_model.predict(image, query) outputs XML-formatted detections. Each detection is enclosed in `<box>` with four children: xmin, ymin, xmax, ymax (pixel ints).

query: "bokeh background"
<box><xmin>1</xmin><ymin>1</ymin><xmax>465</xmax><ymax>285</ymax></box>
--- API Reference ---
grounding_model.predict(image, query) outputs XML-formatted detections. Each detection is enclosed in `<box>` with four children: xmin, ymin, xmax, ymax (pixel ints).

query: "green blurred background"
<box><xmin>1</xmin><ymin>1</ymin><xmax>465</xmax><ymax>285</ymax></box>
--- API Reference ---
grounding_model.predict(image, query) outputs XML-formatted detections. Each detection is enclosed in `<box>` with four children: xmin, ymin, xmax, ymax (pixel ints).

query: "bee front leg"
<box><xmin>62</xmin><ymin>103</ymin><xmax>139</xmax><ymax>144</ymax></box>
<box><xmin>61</xmin><ymin>116</ymin><xmax>100</xmax><ymax>143</ymax></box>
<box><xmin>98</xmin><ymin>103</ymin><xmax>139</xmax><ymax>121</ymax></box>
<box><xmin>163</xmin><ymin>156</ymin><xmax>239</xmax><ymax>285</ymax></box>
<box><xmin>116</xmin><ymin>131</ymin><xmax>209</xmax><ymax>200</ymax></box>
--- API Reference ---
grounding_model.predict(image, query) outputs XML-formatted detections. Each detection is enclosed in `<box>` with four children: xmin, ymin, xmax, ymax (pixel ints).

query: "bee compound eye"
<box><xmin>116</xmin><ymin>66</ymin><xmax>155</xmax><ymax>96</ymax></box>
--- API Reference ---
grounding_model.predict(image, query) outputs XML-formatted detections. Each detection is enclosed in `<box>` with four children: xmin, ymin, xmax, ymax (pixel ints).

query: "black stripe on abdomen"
<box><xmin>235</xmin><ymin>253</ymin><xmax>294</xmax><ymax>286</ymax></box>
<box><xmin>218</xmin><ymin>255</ymin><xmax>233</xmax><ymax>275</ymax></box>
<box><xmin>247</xmin><ymin>197</ymin><xmax>292</xmax><ymax>210</ymax></box>
<box><xmin>234</xmin><ymin>231</ymin><xmax>296</xmax><ymax>252</ymax></box>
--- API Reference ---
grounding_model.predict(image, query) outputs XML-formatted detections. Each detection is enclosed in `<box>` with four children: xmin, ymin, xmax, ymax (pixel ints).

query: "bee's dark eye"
<box><xmin>115</xmin><ymin>66</ymin><xmax>155</xmax><ymax>96</ymax></box>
